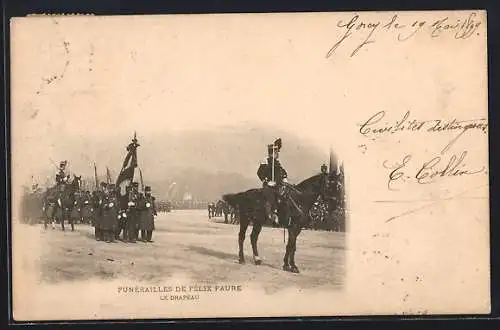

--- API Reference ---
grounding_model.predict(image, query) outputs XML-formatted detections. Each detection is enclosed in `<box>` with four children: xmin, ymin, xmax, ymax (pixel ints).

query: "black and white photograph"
<box><xmin>10</xmin><ymin>10</ymin><xmax>489</xmax><ymax>320</ymax></box>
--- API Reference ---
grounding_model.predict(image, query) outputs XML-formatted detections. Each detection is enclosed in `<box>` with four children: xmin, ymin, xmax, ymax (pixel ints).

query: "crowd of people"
<box><xmin>90</xmin><ymin>181</ymin><xmax>158</xmax><ymax>243</ymax></box>
<box><xmin>21</xmin><ymin>158</ymin><xmax>160</xmax><ymax>243</ymax></box>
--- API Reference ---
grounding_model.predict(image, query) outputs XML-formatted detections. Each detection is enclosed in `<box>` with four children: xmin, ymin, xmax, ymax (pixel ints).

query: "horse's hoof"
<box><xmin>253</xmin><ymin>257</ymin><xmax>262</xmax><ymax>265</ymax></box>
<box><xmin>290</xmin><ymin>266</ymin><xmax>300</xmax><ymax>273</ymax></box>
<box><xmin>238</xmin><ymin>259</ymin><xmax>245</xmax><ymax>264</ymax></box>
<box><xmin>283</xmin><ymin>264</ymin><xmax>291</xmax><ymax>272</ymax></box>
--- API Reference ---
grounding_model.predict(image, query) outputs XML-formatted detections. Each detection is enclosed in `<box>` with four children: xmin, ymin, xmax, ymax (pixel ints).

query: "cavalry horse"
<box><xmin>223</xmin><ymin>173</ymin><xmax>328</xmax><ymax>273</ymax></box>
<box><xmin>42</xmin><ymin>175</ymin><xmax>82</xmax><ymax>231</ymax></box>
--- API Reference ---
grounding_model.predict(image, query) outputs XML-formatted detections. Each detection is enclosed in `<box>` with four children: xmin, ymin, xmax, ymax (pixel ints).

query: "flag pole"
<box><xmin>94</xmin><ymin>162</ymin><xmax>99</xmax><ymax>191</ymax></box>
<box><xmin>139</xmin><ymin>167</ymin><xmax>144</xmax><ymax>192</ymax></box>
<box><xmin>271</xmin><ymin>143</ymin><xmax>275</xmax><ymax>183</ymax></box>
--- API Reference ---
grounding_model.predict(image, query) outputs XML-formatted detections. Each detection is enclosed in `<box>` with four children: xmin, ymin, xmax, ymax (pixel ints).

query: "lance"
<box><xmin>271</xmin><ymin>143</ymin><xmax>275</xmax><ymax>183</ymax></box>
<box><xmin>94</xmin><ymin>162</ymin><xmax>99</xmax><ymax>190</ymax></box>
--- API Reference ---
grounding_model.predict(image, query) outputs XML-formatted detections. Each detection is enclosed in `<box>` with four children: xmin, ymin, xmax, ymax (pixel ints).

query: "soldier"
<box><xmin>319</xmin><ymin>163</ymin><xmax>330</xmax><ymax>199</ymax></box>
<box><xmin>90</xmin><ymin>190</ymin><xmax>99</xmax><ymax>228</ymax></box>
<box><xmin>116</xmin><ymin>186</ymin><xmax>129</xmax><ymax>241</ymax></box>
<box><xmin>257</xmin><ymin>138</ymin><xmax>288</xmax><ymax>225</ymax></box>
<box><xmin>125</xmin><ymin>182</ymin><xmax>140</xmax><ymax>243</ymax></box>
<box><xmin>80</xmin><ymin>191</ymin><xmax>93</xmax><ymax>224</ymax></box>
<box><xmin>222</xmin><ymin>201</ymin><xmax>230</xmax><ymax>224</ymax></box>
<box><xmin>321</xmin><ymin>163</ymin><xmax>328</xmax><ymax>174</ymax></box>
<box><xmin>139</xmin><ymin>186</ymin><xmax>157</xmax><ymax>242</ymax></box>
<box><xmin>93</xmin><ymin>183</ymin><xmax>107</xmax><ymax>241</ymax></box>
<box><xmin>100</xmin><ymin>184</ymin><xmax>118</xmax><ymax>243</ymax></box>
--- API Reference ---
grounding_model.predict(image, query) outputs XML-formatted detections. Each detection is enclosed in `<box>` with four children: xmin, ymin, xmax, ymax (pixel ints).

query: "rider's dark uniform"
<box><xmin>55</xmin><ymin>161</ymin><xmax>68</xmax><ymax>192</ymax></box>
<box><xmin>257</xmin><ymin>141</ymin><xmax>288</xmax><ymax>225</ymax></box>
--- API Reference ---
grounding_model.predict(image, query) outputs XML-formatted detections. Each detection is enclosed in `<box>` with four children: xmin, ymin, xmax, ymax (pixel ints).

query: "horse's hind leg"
<box><xmin>250</xmin><ymin>223</ymin><xmax>263</xmax><ymax>265</ymax></box>
<box><xmin>238</xmin><ymin>215</ymin><xmax>249</xmax><ymax>264</ymax></box>
<box><xmin>61</xmin><ymin>209</ymin><xmax>66</xmax><ymax>231</ymax></box>
<box><xmin>70</xmin><ymin>217</ymin><xmax>75</xmax><ymax>231</ymax></box>
<box><xmin>289</xmin><ymin>226</ymin><xmax>302</xmax><ymax>273</ymax></box>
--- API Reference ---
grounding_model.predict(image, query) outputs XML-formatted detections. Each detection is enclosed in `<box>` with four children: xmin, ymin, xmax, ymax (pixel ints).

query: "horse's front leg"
<box><xmin>250</xmin><ymin>223</ymin><xmax>263</xmax><ymax>265</ymax></box>
<box><xmin>238</xmin><ymin>217</ymin><xmax>249</xmax><ymax>264</ymax></box>
<box><xmin>50</xmin><ymin>206</ymin><xmax>56</xmax><ymax>230</ymax></box>
<box><xmin>60</xmin><ymin>208</ymin><xmax>66</xmax><ymax>231</ymax></box>
<box><xmin>289</xmin><ymin>226</ymin><xmax>302</xmax><ymax>273</ymax></box>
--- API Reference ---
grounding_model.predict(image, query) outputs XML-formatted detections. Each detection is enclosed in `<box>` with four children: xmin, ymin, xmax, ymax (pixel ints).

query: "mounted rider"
<box><xmin>55</xmin><ymin>161</ymin><xmax>69</xmax><ymax>189</ymax></box>
<box><xmin>257</xmin><ymin>138</ymin><xmax>288</xmax><ymax>226</ymax></box>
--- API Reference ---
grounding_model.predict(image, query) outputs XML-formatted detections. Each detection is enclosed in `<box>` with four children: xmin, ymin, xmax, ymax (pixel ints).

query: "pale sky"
<box><xmin>11</xmin><ymin>12</ymin><xmax>488</xmax><ymax>201</ymax></box>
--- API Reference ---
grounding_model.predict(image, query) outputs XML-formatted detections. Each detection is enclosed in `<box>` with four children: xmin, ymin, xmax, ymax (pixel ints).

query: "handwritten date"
<box><xmin>326</xmin><ymin>12</ymin><xmax>482</xmax><ymax>59</ymax></box>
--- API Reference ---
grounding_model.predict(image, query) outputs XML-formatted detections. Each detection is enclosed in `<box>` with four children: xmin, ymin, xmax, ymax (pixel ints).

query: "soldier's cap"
<box><xmin>145</xmin><ymin>186</ymin><xmax>151</xmax><ymax>192</ymax></box>
<box><xmin>274</xmin><ymin>138</ymin><xmax>282</xmax><ymax>151</ymax></box>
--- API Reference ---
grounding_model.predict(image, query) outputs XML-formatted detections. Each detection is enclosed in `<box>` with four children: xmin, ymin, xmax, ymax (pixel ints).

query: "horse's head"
<box><xmin>295</xmin><ymin>174</ymin><xmax>324</xmax><ymax>197</ymax></box>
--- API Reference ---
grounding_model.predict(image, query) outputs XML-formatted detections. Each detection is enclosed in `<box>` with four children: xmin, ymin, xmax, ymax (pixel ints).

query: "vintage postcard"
<box><xmin>10</xmin><ymin>10</ymin><xmax>489</xmax><ymax>321</ymax></box>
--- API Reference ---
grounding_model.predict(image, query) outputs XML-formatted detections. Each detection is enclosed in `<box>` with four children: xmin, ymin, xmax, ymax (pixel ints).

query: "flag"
<box><xmin>116</xmin><ymin>132</ymin><xmax>140</xmax><ymax>195</ymax></box>
<box><xmin>106</xmin><ymin>167</ymin><xmax>112</xmax><ymax>184</ymax></box>
<box><xmin>94</xmin><ymin>163</ymin><xmax>99</xmax><ymax>190</ymax></box>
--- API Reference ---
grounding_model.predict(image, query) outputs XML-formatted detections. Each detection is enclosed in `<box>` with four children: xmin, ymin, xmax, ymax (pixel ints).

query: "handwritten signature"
<box><xmin>383</xmin><ymin>151</ymin><xmax>486</xmax><ymax>190</ymax></box>
<box><xmin>359</xmin><ymin>110</ymin><xmax>488</xmax><ymax>154</ymax></box>
<box><xmin>326</xmin><ymin>12</ymin><xmax>482</xmax><ymax>58</ymax></box>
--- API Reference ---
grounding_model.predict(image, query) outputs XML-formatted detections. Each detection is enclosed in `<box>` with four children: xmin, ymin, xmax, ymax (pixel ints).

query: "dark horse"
<box><xmin>42</xmin><ymin>175</ymin><xmax>82</xmax><ymax>231</ymax></box>
<box><xmin>223</xmin><ymin>173</ymin><xmax>326</xmax><ymax>273</ymax></box>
